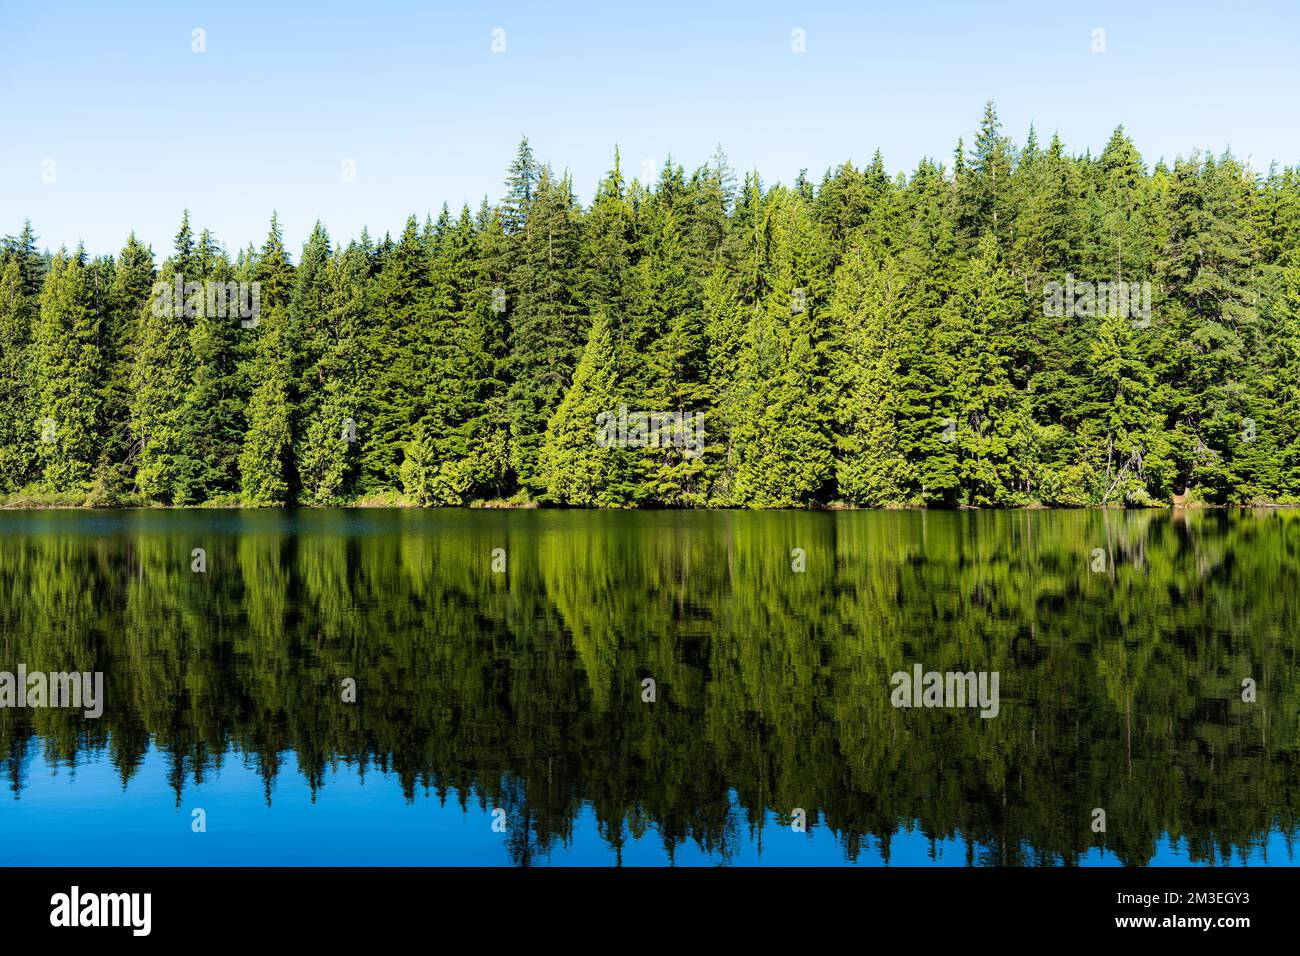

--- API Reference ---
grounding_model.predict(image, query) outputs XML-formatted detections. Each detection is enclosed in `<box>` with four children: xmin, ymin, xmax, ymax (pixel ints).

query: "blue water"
<box><xmin>2</xmin><ymin>741</ymin><xmax>1290</xmax><ymax>866</ymax></box>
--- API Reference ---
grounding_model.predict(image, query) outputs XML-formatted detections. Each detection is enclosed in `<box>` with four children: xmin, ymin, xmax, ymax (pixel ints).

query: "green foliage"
<box><xmin>0</xmin><ymin>257</ymin><xmax>37</xmax><ymax>492</ymax></box>
<box><xmin>239</xmin><ymin>306</ymin><xmax>293</xmax><ymax>506</ymax></box>
<box><xmin>539</xmin><ymin>311</ymin><xmax>624</xmax><ymax>505</ymax></box>
<box><xmin>833</xmin><ymin>250</ymin><xmax>909</xmax><ymax>505</ymax></box>
<box><xmin>33</xmin><ymin>251</ymin><xmax>102</xmax><ymax>490</ymax></box>
<box><xmin>361</xmin><ymin>216</ymin><xmax>430</xmax><ymax>491</ymax></box>
<box><xmin>102</xmin><ymin>233</ymin><xmax>154</xmax><ymax>489</ymax></box>
<box><xmin>4</xmin><ymin>108</ymin><xmax>1300</xmax><ymax>507</ymax></box>
<box><xmin>507</xmin><ymin>166</ymin><xmax>586</xmax><ymax>494</ymax></box>
<box><xmin>131</xmin><ymin>216</ymin><xmax>195</xmax><ymax>502</ymax></box>
<box><xmin>296</xmin><ymin>241</ymin><xmax>367</xmax><ymax>504</ymax></box>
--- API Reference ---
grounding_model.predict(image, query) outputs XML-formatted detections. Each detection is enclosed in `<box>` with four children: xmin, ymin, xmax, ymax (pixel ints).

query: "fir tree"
<box><xmin>239</xmin><ymin>304</ymin><xmax>293</xmax><ymax>506</ymax></box>
<box><xmin>360</xmin><ymin>215</ymin><xmax>429</xmax><ymax>490</ymax></box>
<box><xmin>131</xmin><ymin>216</ymin><xmax>197</xmax><ymax>502</ymax></box>
<box><xmin>506</xmin><ymin>168</ymin><xmax>586</xmax><ymax>494</ymax></box>
<box><xmin>0</xmin><ymin>257</ymin><xmax>37</xmax><ymax>492</ymax></box>
<box><xmin>539</xmin><ymin>311</ymin><xmax>623</xmax><ymax>505</ymax></box>
<box><xmin>33</xmin><ymin>251</ymin><xmax>103</xmax><ymax>491</ymax></box>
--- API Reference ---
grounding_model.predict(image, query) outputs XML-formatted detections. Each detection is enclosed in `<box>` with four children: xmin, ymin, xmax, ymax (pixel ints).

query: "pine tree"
<box><xmin>1275</xmin><ymin>248</ymin><xmax>1300</xmax><ymax>498</ymax></box>
<box><xmin>1154</xmin><ymin>152</ymin><xmax>1259</xmax><ymax>500</ymax></box>
<box><xmin>0</xmin><ymin>257</ymin><xmax>37</xmax><ymax>492</ymax></box>
<box><xmin>103</xmin><ymin>234</ymin><xmax>155</xmax><ymax>488</ymax></box>
<box><xmin>729</xmin><ymin>187</ymin><xmax>834</xmax><ymax>506</ymax></box>
<box><xmin>701</xmin><ymin>264</ymin><xmax>744</xmax><ymax>502</ymax></box>
<box><xmin>731</xmin><ymin>323</ymin><xmax>833</xmax><ymax>507</ymax></box>
<box><xmin>629</xmin><ymin>186</ymin><xmax>709</xmax><ymax>503</ymax></box>
<box><xmin>506</xmin><ymin>167</ymin><xmax>586</xmax><ymax>494</ymax></box>
<box><xmin>2</xmin><ymin>220</ymin><xmax>47</xmax><ymax>301</ymax></box>
<box><xmin>297</xmin><ymin>241</ymin><xmax>368</xmax><ymax>504</ymax></box>
<box><xmin>290</xmin><ymin>221</ymin><xmax>334</xmax><ymax>496</ymax></box>
<box><xmin>398</xmin><ymin>422</ymin><xmax>438</xmax><ymax>505</ymax></box>
<box><xmin>931</xmin><ymin>232</ymin><xmax>1032</xmax><ymax>506</ymax></box>
<box><xmin>501</xmin><ymin>136</ymin><xmax>537</xmax><ymax>236</ymax></box>
<box><xmin>33</xmin><ymin>251</ymin><xmax>103</xmax><ymax>491</ymax></box>
<box><xmin>539</xmin><ymin>311</ymin><xmax>623</xmax><ymax>505</ymax></box>
<box><xmin>458</xmin><ymin>204</ymin><xmax>513</xmax><ymax>501</ymax></box>
<box><xmin>360</xmin><ymin>215</ymin><xmax>429</xmax><ymax>491</ymax></box>
<box><xmin>132</xmin><ymin>213</ymin><xmax>210</xmax><ymax>502</ymax></box>
<box><xmin>415</xmin><ymin>207</ymin><xmax>480</xmax><ymax>503</ymax></box>
<box><xmin>833</xmin><ymin>249</ymin><xmax>909</xmax><ymax>504</ymax></box>
<box><xmin>1073</xmin><ymin>307</ymin><xmax>1162</xmax><ymax>503</ymax></box>
<box><xmin>178</xmin><ymin>242</ymin><xmax>244</xmax><ymax>502</ymax></box>
<box><xmin>956</xmin><ymin>101</ymin><xmax>1014</xmax><ymax>245</ymax></box>
<box><xmin>239</xmin><ymin>304</ymin><xmax>293</xmax><ymax>506</ymax></box>
<box><xmin>580</xmin><ymin>150</ymin><xmax>634</xmax><ymax>338</ymax></box>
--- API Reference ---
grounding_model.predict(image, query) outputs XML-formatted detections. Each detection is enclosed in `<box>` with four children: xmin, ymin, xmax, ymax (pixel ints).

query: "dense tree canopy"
<box><xmin>3</xmin><ymin>106</ymin><xmax>1299</xmax><ymax>508</ymax></box>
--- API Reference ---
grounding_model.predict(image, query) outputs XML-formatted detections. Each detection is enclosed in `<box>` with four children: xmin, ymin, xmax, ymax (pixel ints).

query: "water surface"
<box><xmin>0</xmin><ymin>508</ymin><xmax>1295</xmax><ymax>866</ymax></box>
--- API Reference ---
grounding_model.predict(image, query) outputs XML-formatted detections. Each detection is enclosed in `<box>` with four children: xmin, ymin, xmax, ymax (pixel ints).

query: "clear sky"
<box><xmin>2</xmin><ymin>0</ymin><xmax>1297</xmax><ymax>258</ymax></box>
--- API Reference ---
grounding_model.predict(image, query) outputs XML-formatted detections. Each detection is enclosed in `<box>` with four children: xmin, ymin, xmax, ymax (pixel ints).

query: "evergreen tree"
<box><xmin>239</xmin><ymin>304</ymin><xmax>293</xmax><ymax>506</ymax></box>
<box><xmin>178</xmin><ymin>242</ymin><xmax>244</xmax><ymax>502</ymax></box>
<box><xmin>297</xmin><ymin>242</ymin><xmax>368</xmax><ymax>504</ymax></box>
<box><xmin>458</xmin><ymin>204</ymin><xmax>514</xmax><ymax>500</ymax></box>
<box><xmin>33</xmin><ymin>251</ymin><xmax>103</xmax><ymax>491</ymax></box>
<box><xmin>102</xmin><ymin>233</ymin><xmax>155</xmax><ymax>489</ymax></box>
<box><xmin>539</xmin><ymin>311</ymin><xmax>623</xmax><ymax>505</ymax></box>
<box><xmin>931</xmin><ymin>232</ymin><xmax>1032</xmax><ymax>506</ymax></box>
<box><xmin>131</xmin><ymin>216</ymin><xmax>197</xmax><ymax>502</ymax></box>
<box><xmin>501</xmin><ymin>136</ymin><xmax>537</xmax><ymax>235</ymax></box>
<box><xmin>956</xmin><ymin>101</ymin><xmax>1014</xmax><ymax>245</ymax></box>
<box><xmin>360</xmin><ymin>215</ymin><xmax>429</xmax><ymax>490</ymax></box>
<box><xmin>2</xmin><ymin>219</ymin><xmax>47</xmax><ymax>301</ymax></box>
<box><xmin>0</xmin><ymin>257</ymin><xmax>37</xmax><ymax>492</ymax></box>
<box><xmin>506</xmin><ymin>167</ymin><xmax>585</xmax><ymax>494</ymax></box>
<box><xmin>833</xmin><ymin>249</ymin><xmax>909</xmax><ymax>504</ymax></box>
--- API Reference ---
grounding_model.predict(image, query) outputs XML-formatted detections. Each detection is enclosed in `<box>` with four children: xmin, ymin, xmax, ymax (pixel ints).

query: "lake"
<box><xmin>0</xmin><ymin>508</ymin><xmax>1295</xmax><ymax>866</ymax></box>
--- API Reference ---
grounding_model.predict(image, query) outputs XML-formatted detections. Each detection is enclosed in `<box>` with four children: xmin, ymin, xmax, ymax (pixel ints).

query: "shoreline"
<box><xmin>4</xmin><ymin>499</ymin><xmax>1298</xmax><ymax>512</ymax></box>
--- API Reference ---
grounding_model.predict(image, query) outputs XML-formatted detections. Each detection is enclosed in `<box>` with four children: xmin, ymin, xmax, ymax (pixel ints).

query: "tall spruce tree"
<box><xmin>131</xmin><ymin>215</ymin><xmax>197</xmax><ymax>502</ymax></box>
<box><xmin>239</xmin><ymin>302</ymin><xmax>293</xmax><ymax>506</ymax></box>
<box><xmin>179</xmin><ymin>240</ymin><xmax>244</xmax><ymax>502</ymax></box>
<box><xmin>33</xmin><ymin>250</ymin><xmax>103</xmax><ymax>491</ymax></box>
<box><xmin>102</xmin><ymin>234</ymin><xmax>155</xmax><ymax>492</ymax></box>
<box><xmin>0</xmin><ymin>256</ymin><xmax>37</xmax><ymax>492</ymax></box>
<box><xmin>539</xmin><ymin>310</ymin><xmax>623</xmax><ymax>505</ymax></box>
<box><xmin>297</xmin><ymin>240</ymin><xmax>368</xmax><ymax>504</ymax></box>
<box><xmin>506</xmin><ymin>167</ymin><xmax>586</xmax><ymax>494</ymax></box>
<box><xmin>832</xmin><ymin>249</ymin><xmax>910</xmax><ymax>504</ymax></box>
<box><xmin>360</xmin><ymin>215</ymin><xmax>429</xmax><ymax>491</ymax></box>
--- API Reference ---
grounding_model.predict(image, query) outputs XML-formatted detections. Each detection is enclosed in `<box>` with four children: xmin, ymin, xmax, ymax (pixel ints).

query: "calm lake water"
<box><xmin>0</xmin><ymin>508</ymin><xmax>1296</xmax><ymax>866</ymax></box>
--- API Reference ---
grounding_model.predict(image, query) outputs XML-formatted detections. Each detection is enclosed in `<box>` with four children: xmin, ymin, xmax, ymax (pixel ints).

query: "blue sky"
<box><xmin>2</xmin><ymin>0</ymin><xmax>1297</xmax><ymax>257</ymax></box>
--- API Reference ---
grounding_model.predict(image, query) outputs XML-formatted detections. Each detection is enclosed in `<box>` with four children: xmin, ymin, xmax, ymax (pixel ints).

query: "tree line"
<box><xmin>3</xmin><ymin>102</ymin><xmax>1299</xmax><ymax>508</ymax></box>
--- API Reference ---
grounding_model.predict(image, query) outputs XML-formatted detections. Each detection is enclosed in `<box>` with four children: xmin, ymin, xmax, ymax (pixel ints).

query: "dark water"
<box><xmin>0</xmin><ymin>508</ymin><xmax>1296</xmax><ymax>866</ymax></box>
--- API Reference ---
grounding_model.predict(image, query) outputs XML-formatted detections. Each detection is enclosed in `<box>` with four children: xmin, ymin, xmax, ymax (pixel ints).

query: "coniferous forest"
<box><xmin>4</xmin><ymin>103</ymin><xmax>1300</xmax><ymax>510</ymax></box>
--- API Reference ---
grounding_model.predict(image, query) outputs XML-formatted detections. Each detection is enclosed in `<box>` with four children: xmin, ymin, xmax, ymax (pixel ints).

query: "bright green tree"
<box><xmin>33</xmin><ymin>250</ymin><xmax>103</xmax><ymax>491</ymax></box>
